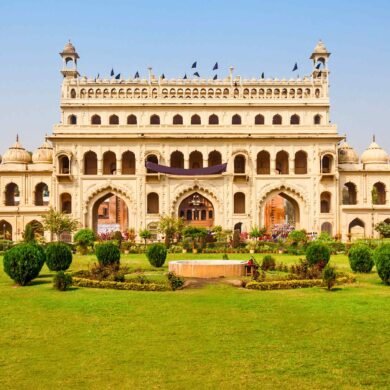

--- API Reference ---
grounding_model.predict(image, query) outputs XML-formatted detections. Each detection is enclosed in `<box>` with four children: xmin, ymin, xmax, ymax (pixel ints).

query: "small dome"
<box><xmin>62</xmin><ymin>40</ymin><xmax>76</xmax><ymax>54</ymax></box>
<box><xmin>2</xmin><ymin>136</ymin><xmax>32</xmax><ymax>164</ymax></box>
<box><xmin>361</xmin><ymin>140</ymin><xmax>388</xmax><ymax>164</ymax></box>
<box><xmin>313</xmin><ymin>40</ymin><xmax>328</xmax><ymax>54</ymax></box>
<box><xmin>338</xmin><ymin>141</ymin><xmax>359</xmax><ymax>164</ymax></box>
<box><xmin>32</xmin><ymin>139</ymin><xmax>53</xmax><ymax>164</ymax></box>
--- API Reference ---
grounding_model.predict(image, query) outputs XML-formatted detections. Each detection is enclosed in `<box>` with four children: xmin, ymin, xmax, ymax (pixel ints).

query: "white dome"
<box><xmin>32</xmin><ymin>139</ymin><xmax>53</xmax><ymax>164</ymax></box>
<box><xmin>361</xmin><ymin>141</ymin><xmax>388</xmax><ymax>164</ymax></box>
<box><xmin>313</xmin><ymin>40</ymin><xmax>328</xmax><ymax>54</ymax></box>
<box><xmin>338</xmin><ymin>141</ymin><xmax>359</xmax><ymax>164</ymax></box>
<box><xmin>2</xmin><ymin>136</ymin><xmax>32</xmax><ymax>164</ymax></box>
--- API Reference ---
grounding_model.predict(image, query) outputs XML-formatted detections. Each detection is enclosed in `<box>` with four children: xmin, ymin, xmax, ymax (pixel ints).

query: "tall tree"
<box><xmin>41</xmin><ymin>207</ymin><xmax>79</xmax><ymax>241</ymax></box>
<box><xmin>158</xmin><ymin>215</ymin><xmax>184</xmax><ymax>247</ymax></box>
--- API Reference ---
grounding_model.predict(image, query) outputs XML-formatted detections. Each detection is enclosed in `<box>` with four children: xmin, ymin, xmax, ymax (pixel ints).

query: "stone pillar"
<box><xmin>98</xmin><ymin>159</ymin><xmax>103</xmax><ymax>175</ymax></box>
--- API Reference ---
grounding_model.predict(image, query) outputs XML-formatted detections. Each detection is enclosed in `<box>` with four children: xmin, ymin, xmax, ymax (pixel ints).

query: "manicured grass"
<box><xmin>0</xmin><ymin>253</ymin><xmax>389</xmax><ymax>389</ymax></box>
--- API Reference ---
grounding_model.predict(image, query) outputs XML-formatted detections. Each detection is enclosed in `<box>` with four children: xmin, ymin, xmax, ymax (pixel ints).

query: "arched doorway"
<box><xmin>92</xmin><ymin>192</ymin><xmax>129</xmax><ymax>236</ymax></box>
<box><xmin>349</xmin><ymin>218</ymin><xmax>365</xmax><ymax>241</ymax></box>
<box><xmin>178</xmin><ymin>192</ymin><xmax>214</xmax><ymax>228</ymax></box>
<box><xmin>26</xmin><ymin>220</ymin><xmax>44</xmax><ymax>240</ymax></box>
<box><xmin>262</xmin><ymin>192</ymin><xmax>300</xmax><ymax>237</ymax></box>
<box><xmin>0</xmin><ymin>220</ymin><xmax>12</xmax><ymax>240</ymax></box>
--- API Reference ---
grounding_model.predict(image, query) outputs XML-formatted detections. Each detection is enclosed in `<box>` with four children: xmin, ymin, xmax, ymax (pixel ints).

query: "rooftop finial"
<box><xmin>16</xmin><ymin>134</ymin><xmax>19</xmax><ymax>142</ymax></box>
<box><xmin>373</xmin><ymin>134</ymin><xmax>376</xmax><ymax>143</ymax></box>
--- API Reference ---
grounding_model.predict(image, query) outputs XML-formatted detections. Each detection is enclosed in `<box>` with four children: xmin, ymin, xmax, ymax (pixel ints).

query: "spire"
<box><xmin>373</xmin><ymin>134</ymin><xmax>376</xmax><ymax>143</ymax></box>
<box><xmin>16</xmin><ymin>134</ymin><xmax>19</xmax><ymax>142</ymax></box>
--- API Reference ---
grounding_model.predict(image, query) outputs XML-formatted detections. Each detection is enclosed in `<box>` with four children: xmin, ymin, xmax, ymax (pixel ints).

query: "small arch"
<box><xmin>342</xmin><ymin>182</ymin><xmax>357</xmax><ymax>205</ymax></box>
<box><xmin>122</xmin><ymin>151</ymin><xmax>136</xmax><ymax>174</ymax></box>
<box><xmin>234</xmin><ymin>192</ymin><xmax>246</xmax><ymax>214</ymax></box>
<box><xmin>234</xmin><ymin>222</ymin><xmax>243</xmax><ymax>233</ymax></box>
<box><xmin>109</xmin><ymin>114</ymin><xmax>119</xmax><ymax>125</ymax></box>
<box><xmin>171</xmin><ymin>151</ymin><xmax>184</xmax><ymax>168</ymax></box>
<box><xmin>191</xmin><ymin>114</ymin><xmax>201</xmax><ymax>125</ymax></box>
<box><xmin>275</xmin><ymin>151</ymin><xmax>289</xmax><ymax>174</ymax></box>
<box><xmin>372</xmin><ymin>182</ymin><xmax>386</xmax><ymax>205</ymax></box>
<box><xmin>146</xmin><ymin>154</ymin><xmax>158</xmax><ymax>173</ymax></box>
<box><xmin>26</xmin><ymin>220</ymin><xmax>44</xmax><ymax>238</ymax></box>
<box><xmin>68</xmin><ymin>114</ymin><xmax>77</xmax><ymax>125</ymax></box>
<box><xmin>189</xmin><ymin>151</ymin><xmax>203</xmax><ymax>169</ymax></box>
<box><xmin>5</xmin><ymin>183</ymin><xmax>20</xmax><ymax>206</ymax></box>
<box><xmin>58</xmin><ymin>155</ymin><xmax>70</xmax><ymax>174</ymax></box>
<box><xmin>150</xmin><ymin>114</ymin><xmax>160</xmax><ymax>125</ymax></box>
<box><xmin>209</xmin><ymin>114</ymin><xmax>219</xmax><ymax>125</ymax></box>
<box><xmin>234</xmin><ymin>154</ymin><xmax>246</xmax><ymax>174</ymax></box>
<box><xmin>103</xmin><ymin>151</ymin><xmax>116</xmax><ymax>175</ymax></box>
<box><xmin>147</xmin><ymin>193</ymin><xmax>159</xmax><ymax>214</ymax></box>
<box><xmin>173</xmin><ymin>114</ymin><xmax>183</xmax><ymax>125</ymax></box>
<box><xmin>321</xmin><ymin>154</ymin><xmax>334</xmax><ymax>173</ymax></box>
<box><xmin>60</xmin><ymin>193</ymin><xmax>72</xmax><ymax>214</ymax></box>
<box><xmin>273</xmin><ymin>114</ymin><xmax>282</xmax><ymax>125</ymax></box>
<box><xmin>70</xmin><ymin>89</ymin><xmax>76</xmax><ymax>99</ymax></box>
<box><xmin>320</xmin><ymin>191</ymin><xmax>331</xmax><ymax>213</ymax></box>
<box><xmin>0</xmin><ymin>220</ymin><xmax>12</xmax><ymax>240</ymax></box>
<box><xmin>127</xmin><ymin>114</ymin><xmax>137</xmax><ymax>125</ymax></box>
<box><xmin>84</xmin><ymin>151</ymin><xmax>97</xmax><ymax>175</ymax></box>
<box><xmin>349</xmin><ymin>218</ymin><xmax>365</xmax><ymax>239</ymax></box>
<box><xmin>255</xmin><ymin>114</ymin><xmax>265</xmax><ymax>125</ymax></box>
<box><xmin>321</xmin><ymin>222</ymin><xmax>332</xmax><ymax>236</ymax></box>
<box><xmin>314</xmin><ymin>114</ymin><xmax>322</xmax><ymax>125</ymax></box>
<box><xmin>232</xmin><ymin>114</ymin><xmax>242</xmax><ymax>125</ymax></box>
<box><xmin>208</xmin><ymin>150</ymin><xmax>222</xmax><ymax>167</ymax></box>
<box><xmin>34</xmin><ymin>182</ymin><xmax>50</xmax><ymax>206</ymax></box>
<box><xmin>257</xmin><ymin>151</ymin><xmax>270</xmax><ymax>174</ymax></box>
<box><xmin>91</xmin><ymin>114</ymin><xmax>101</xmax><ymax>125</ymax></box>
<box><xmin>294</xmin><ymin>150</ymin><xmax>307</xmax><ymax>174</ymax></box>
<box><xmin>290</xmin><ymin>114</ymin><xmax>300</xmax><ymax>125</ymax></box>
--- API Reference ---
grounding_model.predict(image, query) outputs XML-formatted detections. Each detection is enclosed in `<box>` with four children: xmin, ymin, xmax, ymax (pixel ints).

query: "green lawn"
<box><xmin>0</xmin><ymin>253</ymin><xmax>389</xmax><ymax>389</ymax></box>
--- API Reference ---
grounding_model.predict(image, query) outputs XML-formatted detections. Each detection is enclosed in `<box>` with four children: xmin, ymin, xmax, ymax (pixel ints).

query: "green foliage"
<box><xmin>72</xmin><ymin>277</ymin><xmax>168</xmax><ymax>291</ymax></box>
<box><xmin>287</xmin><ymin>229</ymin><xmax>307</xmax><ymax>247</ymax></box>
<box><xmin>41</xmin><ymin>207</ymin><xmax>79</xmax><ymax>240</ymax></box>
<box><xmin>373</xmin><ymin>244</ymin><xmax>390</xmax><ymax>285</ymax></box>
<box><xmin>139</xmin><ymin>229</ymin><xmax>152</xmax><ymax>246</ymax></box>
<box><xmin>222</xmin><ymin>253</ymin><xmax>229</xmax><ymax>260</ymax></box>
<box><xmin>146</xmin><ymin>243</ymin><xmax>167</xmax><ymax>267</ymax></box>
<box><xmin>261</xmin><ymin>255</ymin><xmax>276</xmax><ymax>271</ymax></box>
<box><xmin>53</xmin><ymin>271</ymin><xmax>73</xmax><ymax>291</ymax></box>
<box><xmin>87</xmin><ymin>263</ymin><xmax>126</xmax><ymax>282</ymax></box>
<box><xmin>167</xmin><ymin>271</ymin><xmax>184</xmax><ymax>290</ymax></box>
<box><xmin>348</xmin><ymin>244</ymin><xmax>374</xmax><ymax>273</ymax></box>
<box><xmin>317</xmin><ymin>232</ymin><xmax>333</xmax><ymax>242</ymax></box>
<box><xmin>249</xmin><ymin>225</ymin><xmax>266</xmax><ymax>239</ymax></box>
<box><xmin>289</xmin><ymin>258</ymin><xmax>323</xmax><ymax>279</ymax></box>
<box><xmin>322</xmin><ymin>264</ymin><xmax>337</xmax><ymax>290</ymax></box>
<box><xmin>246</xmin><ymin>279</ymin><xmax>323</xmax><ymax>290</ymax></box>
<box><xmin>74</xmin><ymin>228</ymin><xmax>96</xmax><ymax>254</ymax></box>
<box><xmin>23</xmin><ymin>223</ymin><xmax>36</xmax><ymax>243</ymax></box>
<box><xmin>3</xmin><ymin>243</ymin><xmax>45</xmax><ymax>285</ymax></box>
<box><xmin>158</xmin><ymin>215</ymin><xmax>184</xmax><ymax>247</ymax></box>
<box><xmin>306</xmin><ymin>242</ymin><xmax>331</xmax><ymax>269</ymax></box>
<box><xmin>374</xmin><ymin>221</ymin><xmax>390</xmax><ymax>238</ymax></box>
<box><xmin>0</xmin><ymin>240</ymin><xmax>13</xmax><ymax>251</ymax></box>
<box><xmin>95</xmin><ymin>242</ymin><xmax>121</xmax><ymax>267</ymax></box>
<box><xmin>45</xmin><ymin>242</ymin><xmax>73</xmax><ymax>271</ymax></box>
<box><xmin>112</xmin><ymin>231</ymin><xmax>123</xmax><ymax>245</ymax></box>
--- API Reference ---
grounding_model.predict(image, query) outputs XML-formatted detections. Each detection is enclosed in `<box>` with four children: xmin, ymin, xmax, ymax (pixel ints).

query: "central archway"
<box><xmin>178</xmin><ymin>192</ymin><xmax>214</xmax><ymax>228</ymax></box>
<box><xmin>92</xmin><ymin>193</ymin><xmax>129</xmax><ymax>235</ymax></box>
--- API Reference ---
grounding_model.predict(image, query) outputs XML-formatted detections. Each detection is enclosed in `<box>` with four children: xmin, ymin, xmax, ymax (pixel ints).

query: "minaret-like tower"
<box><xmin>60</xmin><ymin>40</ymin><xmax>80</xmax><ymax>79</ymax></box>
<box><xmin>310</xmin><ymin>40</ymin><xmax>330</xmax><ymax>80</ymax></box>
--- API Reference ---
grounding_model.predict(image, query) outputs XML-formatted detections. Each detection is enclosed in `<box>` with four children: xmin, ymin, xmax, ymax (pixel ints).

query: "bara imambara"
<box><xmin>0</xmin><ymin>40</ymin><xmax>389</xmax><ymax>242</ymax></box>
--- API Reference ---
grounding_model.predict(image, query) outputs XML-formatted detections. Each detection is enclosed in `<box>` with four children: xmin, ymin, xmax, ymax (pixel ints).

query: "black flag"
<box><xmin>161</xmin><ymin>73</ymin><xmax>165</xmax><ymax>79</ymax></box>
<box><xmin>97</xmin><ymin>73</ymin><xmax>100</xmax><ymax>79</ymax></box>
<box><xmin>213</xmin><ymin>74</ymin><xmax>218</xmax><ymax>80</ymax></box>
<box><xmin>115</xmin><ymin>73</ymin><xmax>120</xmax><ymax>79</ymax></box>
<box><xmin>134</xmin><ymin>71</ymin><xmax>139</xmax><ymax>78</ymax></box>
<box><xmin>261</xmin><ymin>72</ymin><xmax>264</xmax><ymax>79</ymax></box>
<box><xmin>292</xmin><ymin>62</ymin><xmax>298</xmax><ymax>71</ymax></box>
<box><xmin>110</xmin><ymin>68</ymin><xmax>114</xmax><ymax>76</ymax></box>
<box><xmin>316</xmin><ymin>63</ymin><xmax>321</xmax><ymax>69</ymax></box>
<box><xmin>192</xmin><ymin>61</ymin><xmax>197</xmax><ymax>68</ymax></box>
<box><xmin>213</xmin><ymin>62</ymin><xmax>218</xmax><ymax>70</ymax></box>
<box><xmin>193</xmin><ymin>71</ymin><xmax>200</xmax><ymax>77</ymax></box>
<box><xmin>183</xmin><ymin>73</ymin><xmax>187</xmax><ymax>79</ymax></box>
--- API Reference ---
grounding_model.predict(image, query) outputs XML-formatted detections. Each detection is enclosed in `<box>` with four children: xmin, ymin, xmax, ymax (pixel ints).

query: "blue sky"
<box><xmin>1</xmin><ymin>0</ymin><xmax>390</xmax><ymax>155</ymax></box>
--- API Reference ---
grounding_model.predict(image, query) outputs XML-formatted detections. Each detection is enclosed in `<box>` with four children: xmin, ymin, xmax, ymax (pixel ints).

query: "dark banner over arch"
<box><xmin>145</xmin><ymin>161</ymin><xmax>227</xmax><ymax>176</ymax></box>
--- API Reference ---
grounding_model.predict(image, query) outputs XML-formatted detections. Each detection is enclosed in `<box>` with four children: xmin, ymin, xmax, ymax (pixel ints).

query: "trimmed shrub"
<box><xmin>146</xmin><ymin>243</ymin><xmax>167</xmax><ymax>267</ymax></box>
<box><xmin>261</xmin><ymin>255</ymin><xmax>276</xmax><ymax>271</ymax></box>
<box><xmin>348</xmin><ymin>244</ymin><xmax>374</xmax><ymax>273</ymax></box>
<box><xmin>45</xmin><ymin>242</ymin><xmax>73</xmax><ymax>271</ymax></box>
<box><xmin>53</xmin><ymin>271</ymin><xmax>73</xmax><ymax>291</ymax></box>
<box><xmin>95</xmin><ymin>242</ymin><xmax>121</xmax><ymax>267</ymax></box>
<box><xmin>167</xmin><ymin>271</ymin><xmax>184</xmax><ymax>290</ymax></box>
<box><xmin>73</xmin><ymin>228</ymin><xmax>96</xmax><ymax>254</ymax></box>
<box><xmin>323</xmin><ymin>264</ymin><xmax>337</xmax><ymax>290</ymax></box>
<box><xmin>373</xmin><ymin>244</ymin><xmax>390</xmax><ymax>285</ymax></box>
<box><xmin>72</xmin><ymin>277</ymin><xmax>168</xmax><ymax>291</ymax></box>
<box><xmin>306</xmin><ymin>242</ymin><xmax>331</xmax><ymax>269</ymax></box>
<box><xmin>3</xmin><ymin>243</ymin><xmax>45</xmax><ymax>285</ymax></box>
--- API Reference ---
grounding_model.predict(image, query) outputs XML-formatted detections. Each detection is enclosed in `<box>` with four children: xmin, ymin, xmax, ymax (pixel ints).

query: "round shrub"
<box><xmin>348</xmin><ymin>244</ymin><xmax>374</xmax><ymax>273</ymax></box>
<box><xmin>373</xmin><ymin>244</ymin><xmax>390</xmax><ymax>285</ymax></box>
<box><xmin>73</xmin><ymin>228</ymin><xmax>96</xmax><ymax>254</ymax></box>
<box><xmin>3</xmin><ymin>243</ymin><xmax>46</xmax><ymax>285</ymax></box>
<box><xmin>322</xmin><ymin>264</ymin><xmax>337</xmax><ymax>290</ymax></box>
<box><xmin>305</xmin><ymin>242</ymin><xmax>331</xmax><ymax>269</ymax></box>
<box><xmin>45</xmin><ymin>242</ymin><xmax>73</xmax><ymax>271</ymax></box>
<box><xmin>53</xmin><ymin>271</ymin><xmax>73</xmax><ymax>291</ymax></box>
<box><xmin>95</xmin><ymin>242</ymin><xmax>121</xmax><ymax>267</ymax></box>
<box><xmin>261</xmin><ymin>255</ymin><xmax>276</xmax><ymax>271</ymax></box>
<box><xmin>146</xmin><ymin>243</ymin><xmax>167</xmax><ymax>267</ymax></box>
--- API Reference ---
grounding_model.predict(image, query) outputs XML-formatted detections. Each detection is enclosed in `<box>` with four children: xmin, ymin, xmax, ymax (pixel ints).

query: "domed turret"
<box><xmin>312</xmin><ymin>40</ymin><xmax>328</xmax><ymax>55</ymax></box>
<box><xmin>361</xmin><ymin>137</ymin><xmax>388</xmax><ymax>164</ymax></box>
<box><xmin>338</xmin><ymin>140</ymin><xmax>359</xmax><ymax>164</ymax></box>
<box><xmin>2</xmin><ymin>135</ymin><xmax>32</xmax><ymax>164</ymax></box>
<box><xmin>32</xmin><ymin>138</ymin><xmax>53</xmax><ymax>164</ymax></box>
<box><xmin>62</xmin><ymin>41</ymin><xmax>76</xmax><ymax>54</ymax></box>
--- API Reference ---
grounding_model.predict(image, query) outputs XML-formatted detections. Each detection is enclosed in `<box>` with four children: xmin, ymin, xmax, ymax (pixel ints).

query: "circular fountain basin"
<box><xmin>169</xmin><ymin>260</ymin><xmax>247</xmax><ymax>278</ymax></box>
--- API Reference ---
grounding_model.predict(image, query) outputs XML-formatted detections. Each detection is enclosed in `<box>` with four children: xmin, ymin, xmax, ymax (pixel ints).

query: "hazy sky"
<box><xmin>1</xmin><ymin>0</ymin><xmax>389</xmax><ymax>155</ymax></box>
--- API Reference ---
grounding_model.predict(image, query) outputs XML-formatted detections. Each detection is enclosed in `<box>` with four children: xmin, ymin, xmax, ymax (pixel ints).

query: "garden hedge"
<box><xmin>72</xmin><ymin>277</ymin><xmax>169</xmax><ymax>291</ymax></box>
<box><xmin>45</xmin><ymin>242</ymin><xmax>73</xmax><ymax>271</ymax></box>
<box><xmin>348</xmin><ymin>244</ymin><xmax>374</xmax><ymax>273</ymax></box>
<box><xmin>373</xmin><ymin>244</ymin><xmax>390</xmax><ymax>285</ymax></box>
